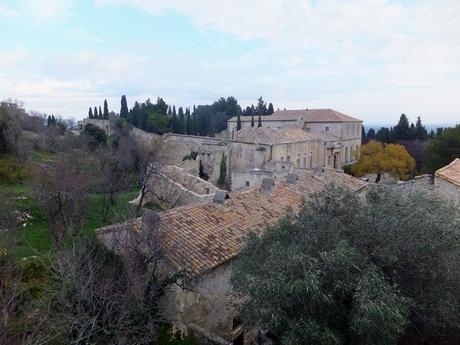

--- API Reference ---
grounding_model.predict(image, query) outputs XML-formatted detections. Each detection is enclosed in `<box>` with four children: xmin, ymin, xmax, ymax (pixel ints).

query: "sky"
<box><xmin>1</xmin><ymin>0</ymin><xmax>460</xmax><ymax>124</ymax></box>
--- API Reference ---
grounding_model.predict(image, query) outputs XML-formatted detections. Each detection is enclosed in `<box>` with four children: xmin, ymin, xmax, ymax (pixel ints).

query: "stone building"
<box><xmin>97</xmin><ymin>170</ymin><xmax>367</xmax><ymax>345</ymax></box>
<box><xmin>434</xmin><ymin>158</ymin><xmax>460</xmax><ymax>205</ymax></box>
<box><xmin>228</xmin><ymin>108</ymin><xmax>362</xmax><ymax>168</ymax></box>
<box><xmin>78</xmin><ymin>118</ymin><xmax>113</xmax><ymax>136</ymax></box>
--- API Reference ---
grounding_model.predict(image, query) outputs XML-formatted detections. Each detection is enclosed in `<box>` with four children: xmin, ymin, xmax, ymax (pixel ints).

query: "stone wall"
<box><xmin>158</xmin><ymin>134</ymin><xmax>271</xmax><ymax>185</ymax></box>
<box><xmin>80</xmin><ymin>119</ymin><xmax>113</xmax><ymax>136</ymax></box>
<box><xmin>434</xmin><ymin>178</ymin><xmax>460</xmax><ymax>206</ymax></box>
<box><xmin>231</xmin><ymin>169</ymin><xmax>274</xmax><ymax>191</ymax></box>
<box><xmin>130</xmin><ymin>165</ymin><xmax>222</xmax><ymax>209</ymax></box>
<box><xmin>162</xmin><ymin>262</ymin><xmax>243</xmax><ymax>343</ymax></box>
<box><xmin>271</xmin><ymin>141</ymin><xmax>324</xmax><ymax>169</ymax></box>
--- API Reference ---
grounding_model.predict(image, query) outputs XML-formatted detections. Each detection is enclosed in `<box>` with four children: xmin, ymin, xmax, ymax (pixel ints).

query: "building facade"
<box><xmin>228</xmin><ymin>108</ymin><xmax>362</xmax><ymax>168</ymax></box>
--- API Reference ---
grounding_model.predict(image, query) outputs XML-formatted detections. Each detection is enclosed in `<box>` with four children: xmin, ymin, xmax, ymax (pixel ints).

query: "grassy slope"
<box><xmin>1</xmin><ymin>182</ymin><xmax>138</xmax><ymax>258</ymax></box>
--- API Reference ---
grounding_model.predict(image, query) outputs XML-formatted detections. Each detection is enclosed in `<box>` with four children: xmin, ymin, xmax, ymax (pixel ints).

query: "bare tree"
<box><xmin>25</xmin><ymin>211</ymin><xmax>183</xmax><ymax>344</ymax></box>
<box><xmin>28</xmin><ymin>152</ymin><xmax>91</xmax><ymax>249</ymax></box>
<box><xmin>95</xmin><ymin>147</ymin><xmax>134</xmax><ymax>223</ymax></box>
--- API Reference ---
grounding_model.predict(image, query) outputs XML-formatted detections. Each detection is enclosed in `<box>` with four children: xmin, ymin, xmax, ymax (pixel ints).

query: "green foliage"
<box><xmin>103</xmin><ymin>99</ymin><xmax>109</xmax><ymax>119</ymax></box>
<box><xmin>0</xmin><ymin>105</ymin><xmax>21</xmax><ymax>155</ymax></box>
<box><xmin>0</xmin><ymin>156</ymin><xmax>26</xmax><ymax>184</ymax></box>
<box><xmin>236</xmin><ymin>113</ymin><xmax>242</xmax><ymax>131</ymax></box>
<box><xmin>127</xmin><ymin>98</ymin><xmax>170</xmax><ymax>134</ymax></box>
<box><xmin>83</xmin><ymin>123</ymin><xmax>107</xmax><ymax>150</ymax></box>
<box><xmin>232</xmin><ymin>186</ymin><xmax>460</xmax><ymax>345</ymax></box>
<box><xmin>120</xmin><ymin>95</ymin><xmax>129</xmax><ymax>118</ymax></box>
<box><xmin>217</xmin><ymin>153</ymin><xmax>227</xmax><ymax>188</ymax></box>
<box><xmin>182</xmin><ymin>151</ymin><xmax>198</xmax><ymax>161</ymax></box>
<box><xmin>422</xmin><ymin>124</ymin><xmax>460</xmax><ymax>173</ymax></box>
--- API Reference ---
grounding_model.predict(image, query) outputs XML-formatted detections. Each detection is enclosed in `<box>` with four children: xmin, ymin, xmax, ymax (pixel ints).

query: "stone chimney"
<box><xmin>286</xmin><ymin>173</ymin><xmax>298</xmax><ymax>184</ymax></box>
<box><xmin>261</xmin><ymin>178</ymin><xmax>275</xmax><ymax>193</ymax></box>
<box><xmin>313</xmin><ymin>166</ymin><xmax>325</xmax><ymax>180</ymax></box>
<box><xmin>142</xmin><ymin>209</ymin><xmax>160</xmax><ymax>228</ymax></box>
<box><xmin>213</xmin><ymin>190</ymin><xmax>231</xmax><ymax>211</ymax></box>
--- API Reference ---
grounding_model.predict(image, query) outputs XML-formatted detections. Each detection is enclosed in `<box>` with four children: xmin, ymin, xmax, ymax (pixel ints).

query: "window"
<box><xmin>303</xmin><ymin>157</ymin><xmax>307</xmax><ymax>168</ymax></box>
<box><xmin>205</xmin><ymin>187</ymin><xmax>210</xmax><ymax>194</ymax></box>
<box><xmin>325</xmin><ymin>126</ymin><xmax>330</xmax><ymax>132</ymax></box>
<box><xmin>245</xmin><ymin>181</ymin><xmax>250</xmax><ymax>187</ymax></box>
<box><xmin>345</xmin><ymin>147</ymin><xmax>348</xmax><ymax>162</ymax></box>
<box><xmin>296</xmin><ymin>158</ymin><xmax>300</xmax><ymax>167</ymax></box>
<box><xmin>287</xmin><ymin>155</ymin><xmax>290</xmax><ymax>162</ymax></box>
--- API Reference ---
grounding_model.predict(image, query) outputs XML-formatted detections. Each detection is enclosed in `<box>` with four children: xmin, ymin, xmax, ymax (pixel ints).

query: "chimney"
<box><xmin>213</xmin><ymin>190</ymin><xmax>231</xmax><ymax>211</ymax></box>
<box><xmin>313</xmin><ymin>166</ymin><xmax>325</xmax><ymax>180</ymax></box>
<box><xmin>142</xmin><ymin>209</ymin><xmax>160</xmax><ymax>228</ymax></box>
<box><xmin>261</xmin><ymin>178</ymin><xmax>275</xmax><ymax>193</ymax></box>
<box><xmin>286</xmin><ymin>173</ymin><xmax>298</xmax><ymax>184</ymax></box>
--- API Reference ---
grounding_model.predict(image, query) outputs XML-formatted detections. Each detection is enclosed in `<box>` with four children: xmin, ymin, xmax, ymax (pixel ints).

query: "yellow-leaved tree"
<box><xmin>351</xmin><ymin>140</ymin><xmax>415</xmax><ymax>183</ymax></box>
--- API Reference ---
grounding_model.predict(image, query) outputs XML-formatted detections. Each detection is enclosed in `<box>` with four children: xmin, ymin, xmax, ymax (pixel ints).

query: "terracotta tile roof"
<box><xmin>233</xmin><ymin>127</ymin><xmax>317</xmax><ymax>144</ymax></box>
<box><xmin>229</xmin><ymin>109</ymin><xmax>362</xmax><ymax>123</ymax></box>
<box><xmin>435</xmin><ymin>158</ymin><xmax>460</xmax><ymax>187</ymax></box>
<box><xmin>97</xmin><ymin>170</ymin><xmax>366</xmax><ymax>277</ymax></box>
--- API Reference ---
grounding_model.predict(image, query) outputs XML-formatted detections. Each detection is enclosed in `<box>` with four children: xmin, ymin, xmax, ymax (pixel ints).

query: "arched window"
<box><xmin>345</xmin><ymin>147</ymin><xmax>348</xmax><ymax>162</ymax></box>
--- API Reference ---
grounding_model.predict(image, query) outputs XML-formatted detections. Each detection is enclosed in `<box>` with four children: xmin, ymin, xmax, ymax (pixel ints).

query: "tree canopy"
<box><xmin>232</xmin><ymin>186</ymin><xmax>460</xmax><ymax>345</ymax></box>
<box><xmin>422</xmin><ymin>125</ymin><xmax>460</xmax><ymax>173</ymax></box>
<box><xmin>351</xmin><ymin>140</ymin><xmax>415</xmax><ymax>182</ymax></box>
<box><xmin>0</xmin><ymin>106</ymin><xmax>21</xmax><ymax>155</ymax></box>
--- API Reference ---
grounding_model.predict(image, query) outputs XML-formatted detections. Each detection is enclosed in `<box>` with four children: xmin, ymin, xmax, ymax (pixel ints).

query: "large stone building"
<box><xmin>133</xmin><ymin>108</ymin><xmax>362</xmax><ymax>192</ymax></box>
<box><xmin>228</xmin><ymin>108</ymin><xmax>363</xmax><ymax>169</ymax></box>
<box><xmin>98</xmin><ymin>170</ymin><xmax>367</xmax><ymax>345</ymax></box>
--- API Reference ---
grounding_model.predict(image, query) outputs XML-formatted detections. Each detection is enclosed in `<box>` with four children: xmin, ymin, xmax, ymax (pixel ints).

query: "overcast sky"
<box><xmin>1</xmin><ymin>0</ymin><xmax>460</xmax><ymax>124</ymax></box>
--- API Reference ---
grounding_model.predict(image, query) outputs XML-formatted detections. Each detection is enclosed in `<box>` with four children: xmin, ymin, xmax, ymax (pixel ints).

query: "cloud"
<box><xmin>0</xmin><ymin>3</ymin><xmax>18</xmax><ymax>17</ymax></box>
<box><xmin>2</xmin><ymin>0</ymin><xmax>460</xmax><ymax>123</ymax></box>
<box><xmin>9</xmin><ymin>0</ymin><xmax>75</xmax><ymax>23</ymax></box>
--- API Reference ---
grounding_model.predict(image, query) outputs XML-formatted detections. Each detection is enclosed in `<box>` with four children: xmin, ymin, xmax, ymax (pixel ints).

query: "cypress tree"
<box><xmin>217</xmin><ymin>153</ymin><xmax>227</xmax><ymax>188</ymax></box>
<box><xmin>251</xmin><ymin>115</ymin><xmax>254</xmax><ymax>127</ymax></box>
<box><xmin>267</xmin><ymin>102</ymin><xmax>274</xmax><ymax>115</ymax></box>
<box><xmin>415</xmin><ymin>116</ymin><xmax>428</xmax><ymax>140</ymax></box>
<box><xmin>94</xmin><ymin>106</ymin><xmax>98</xmax><ymax>119</ymax></box>
<box><xmin>99</xmin><ymin>106</ymin><xmax>103</xmax><ymax>119</ymax></box>
<box><xmin>192</xmin><ymin>113</ymin><xmax>197</xmax><ymax>135</ymax></box>
<box><xmin>258</xmin><ymin>115</ymin><xmax>262</xmax><ymax>128</ymax></box>
<box><xmin>120</xmin><ymin>95</ymin><xmax>129</xmax><ymax>118</ymax></box>
<box><xmin>186</xmin><ymin>113</ymin><xmax>192</xmax><ymax>135</ymax></box>
<box><xmin>103</xmin><ymin>99</ymin><xmax>109</xmax><ymax>119</ymax></box>
<box><xmin>88</xmin><ymin>107</ymin><xmax>93</xmax><ymax>119</ymax></box>
<box><xmin>178</xmin><ymin>107</ymin><xmax>185</xmax><ymax>134</ymax></box>
<box><xmin>237</xmin><ymin>113</ymin><xmax>242</xmax><ymax>131</ymax></box>
<box><xmin>47</xmin><ymin>115</ymin><xmax>52</xmax><ymax>127</ymax></box>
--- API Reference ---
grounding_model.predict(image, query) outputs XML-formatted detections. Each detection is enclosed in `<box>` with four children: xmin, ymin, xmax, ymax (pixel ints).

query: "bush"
<box><xmin>0</xmin><ymin>156</ymin><xmax>26</xmax><ymax>184</ymax></box>
<box><xmin>232</xmin><ymin>185</ymin><xmax>460</xmax><ymax>345</ymax></box>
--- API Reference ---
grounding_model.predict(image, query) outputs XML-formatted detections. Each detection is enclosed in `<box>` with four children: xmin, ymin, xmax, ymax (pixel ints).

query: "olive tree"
<box><xmin>232</xmin><ymin>186</ymin><xmax>460</xmax><ymax>345</ymax></box>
